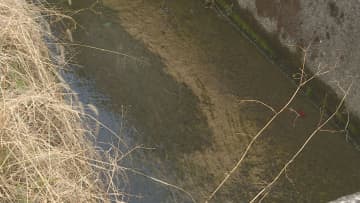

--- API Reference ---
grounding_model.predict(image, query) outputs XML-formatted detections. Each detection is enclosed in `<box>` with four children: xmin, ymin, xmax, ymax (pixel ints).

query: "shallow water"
<box><xmin>64</xmin><ymin>0</ymin><xmax>360</xmax><ymax>202</ymax></box>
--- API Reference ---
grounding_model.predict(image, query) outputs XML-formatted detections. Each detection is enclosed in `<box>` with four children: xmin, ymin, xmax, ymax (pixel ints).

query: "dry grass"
<box><xmin>0</xmin><ymin>0</ymin><xmax>126</xmax><ymax>202</ymax></box>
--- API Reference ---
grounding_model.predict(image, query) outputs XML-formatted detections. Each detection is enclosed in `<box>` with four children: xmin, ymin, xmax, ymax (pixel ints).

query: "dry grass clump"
<box><xmin>0</xmin><ymin>0</ymin><xmax>125</xmax><ymax>202</ymax></box>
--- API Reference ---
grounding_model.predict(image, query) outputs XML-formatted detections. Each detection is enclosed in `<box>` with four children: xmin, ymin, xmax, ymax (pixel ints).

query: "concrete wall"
<box><xmin>234</xmin><ymin>0</ymin><xmax>360</xmax><ymax>119</ymax></box>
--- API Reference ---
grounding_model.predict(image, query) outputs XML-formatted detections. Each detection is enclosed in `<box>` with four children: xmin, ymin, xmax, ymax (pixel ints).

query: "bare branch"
<box><xmin>249</xmin><ymin>82</ymin><xmax>352</xmax><ymax>203</ymax></box>
<box><xmin>239</xmin><ymin>99</ymin><xmax>277</xmax><ymax>114</ymax></box>
<box><xmin>206</xmin><ymin>48</ymin><xmax>316</xmax><ymax>203</ymax></box>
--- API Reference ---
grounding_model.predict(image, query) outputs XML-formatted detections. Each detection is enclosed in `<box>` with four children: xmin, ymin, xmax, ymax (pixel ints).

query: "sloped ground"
<box><xmin>0</xmin><ymin>0</ymin><xmax>124</xmax><ymax>202</ymax></box>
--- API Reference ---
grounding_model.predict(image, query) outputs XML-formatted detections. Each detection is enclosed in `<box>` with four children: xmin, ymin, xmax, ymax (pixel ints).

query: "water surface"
<box><xmin>65</xmin><ymin>0</ymin><xmax>360</xmax><ymax>202</ymax></box>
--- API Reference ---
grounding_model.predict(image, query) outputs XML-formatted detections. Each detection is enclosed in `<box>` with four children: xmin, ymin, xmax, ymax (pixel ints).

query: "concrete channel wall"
<box><xmin>213</xmin><ymin>0</ymin><xmax>360</xmax><ymax>138</ymax></box>
<box><xmin>236</xmin><ymin>0</ymin><xmax>360</xmax><ymax>113</ymax></box>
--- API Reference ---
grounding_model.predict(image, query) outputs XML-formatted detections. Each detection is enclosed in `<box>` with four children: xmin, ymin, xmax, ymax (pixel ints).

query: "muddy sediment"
<box><xmin>69</xmin><ymin>0</ymin><xmax>360</xmax><ymax>202</ymax></box>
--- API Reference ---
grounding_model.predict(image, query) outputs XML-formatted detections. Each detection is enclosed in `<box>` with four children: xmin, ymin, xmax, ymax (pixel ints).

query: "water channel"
<box><xmin>59</xmin><ymin>0</ymin><xmax>360</xmax><ymax>202</ymax></box>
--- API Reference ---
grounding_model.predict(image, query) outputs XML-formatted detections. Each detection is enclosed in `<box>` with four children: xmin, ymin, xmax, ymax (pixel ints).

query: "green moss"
<box><xmin>15</xmin><ymin>77</ymin><xmax>27</xmax><ymax>89</ymax></box>
<box><xmin>348</xmin><ymin>123</ymin><xmax>359</xmax><ymax>135</ymax></box>
<box><xmin>305</xmin><ymin>87</ymin><xmax>312</xmax><ymax>97</ymax></box>
<box><xmin>333</xmin><ymin>110</ymin><xmax>360</xmax><ymax>138</ymax></box>
<box><xmin>214</xmin><ymin>0</ymin><xmax>274</xmax><ymax>56</ymax></box>
<box><xmin>8</xmin><ymin>71</ymin><xmax>27</xmax><ymax>90</ymax></box>
<box><xmin>0</xmin><ymin>148</ymin><xmax>7</xmax><ymax>165</ymax></box>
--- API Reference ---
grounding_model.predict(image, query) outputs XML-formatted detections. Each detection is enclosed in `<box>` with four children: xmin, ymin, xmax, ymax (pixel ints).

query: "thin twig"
<box><xmin>249</xmin><ymin>82</ymin><xmax>352</xmax><ymax>203</ymax></box>
<box><xmin>239</xmin><ymin>99</ymin><xmax>277</xmax><ymax>114</ymax></box>
<box><xmin>206</xmin><ymin>50</ymin><xmax>315</xmax><ymax>202</ymax></box>
<box><xmin>48</xmin><ymin>42</ymin><xmax>147</xmax><ymax>63</ymax></box>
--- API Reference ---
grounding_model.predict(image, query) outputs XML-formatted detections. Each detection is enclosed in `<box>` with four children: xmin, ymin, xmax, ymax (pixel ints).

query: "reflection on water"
<box><xmin>62</xmin><ymin>0</ymin><xmax>360</xmax><ymax>202</ymax></box>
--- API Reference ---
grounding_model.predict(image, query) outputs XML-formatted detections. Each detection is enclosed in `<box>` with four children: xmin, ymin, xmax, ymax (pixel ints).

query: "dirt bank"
<box><xmin>0</xmin><ymin>1</ymin><xmax>124</xmax><ymax>202</ymax></box>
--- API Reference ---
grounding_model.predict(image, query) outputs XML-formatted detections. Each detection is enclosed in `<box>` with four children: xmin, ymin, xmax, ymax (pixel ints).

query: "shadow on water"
<box><xmin>72</xmin><ymin>4</ymin><xmax>212</xmax><ymax>157</ymax></box>
<box><xmin>56</xmin><ymin>0</ymin><xmax>360</xmax><ymax>202</ymax></box>
<box><xmin>62</xmin><ymin>1</ymin><xmax>212</xmax><ymax>202</ymax></box>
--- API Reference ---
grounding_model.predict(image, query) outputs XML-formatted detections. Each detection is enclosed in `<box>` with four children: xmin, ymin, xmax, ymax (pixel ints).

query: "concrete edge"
<box><xmin>213</xmin><ymin>0</ymin><xmax>360</xmax><ymax>147</ymax></box>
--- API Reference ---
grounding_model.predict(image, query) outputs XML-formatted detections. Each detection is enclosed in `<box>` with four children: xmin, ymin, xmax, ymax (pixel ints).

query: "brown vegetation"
<box><xmin>0</xmin><ymin>0</ymin><xmax>125</xmax><ymax>202</ymax></box>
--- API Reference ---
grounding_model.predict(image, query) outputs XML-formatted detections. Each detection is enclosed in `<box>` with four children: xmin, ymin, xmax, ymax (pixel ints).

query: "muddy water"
<box><xmin>66</xmin><ymin>0</ymin><xmax>360</xmax><ymax>202</ymax></box>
